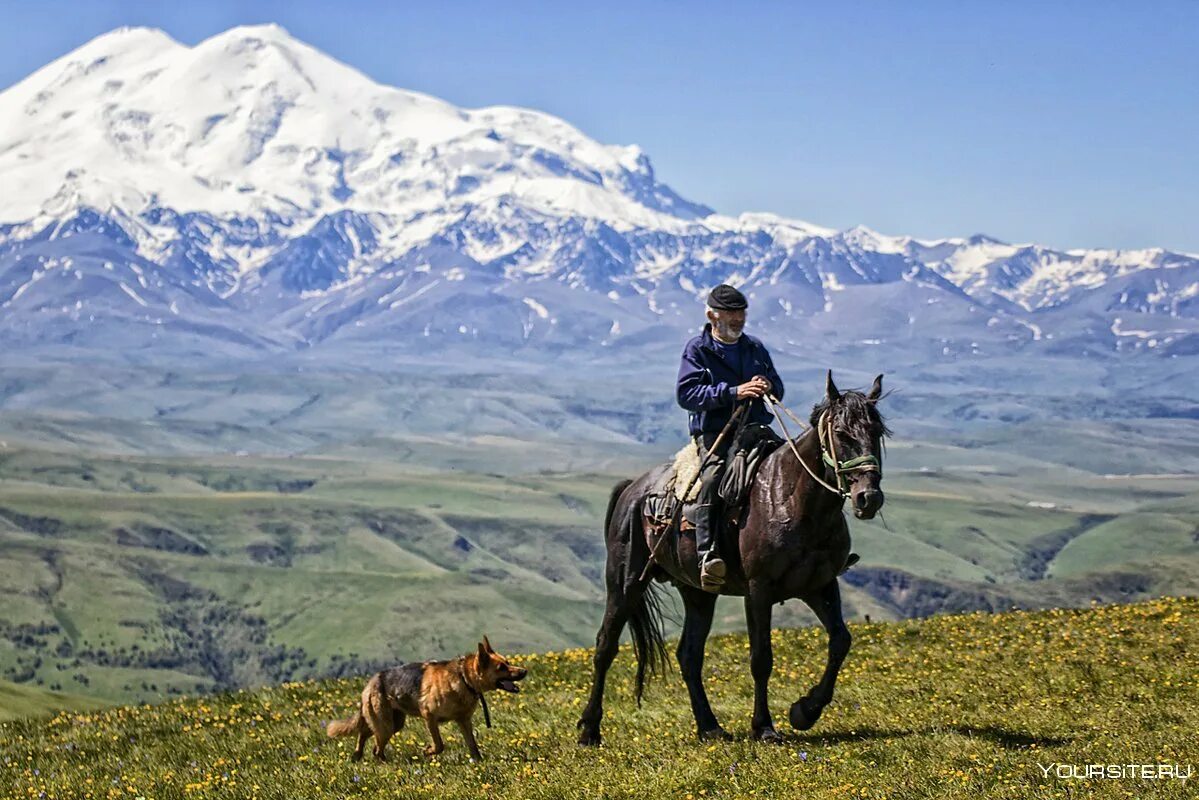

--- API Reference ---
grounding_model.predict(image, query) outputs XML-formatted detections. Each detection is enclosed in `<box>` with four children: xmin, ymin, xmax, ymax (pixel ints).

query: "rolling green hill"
<box><xmin>0</xmin><ymin>446</ymin><xmax>614</xmax><ymax>702</ymax></box>
<box><xmin>1</xmin><ymin>597</ymin><xmax>1194</xmax><ymax>799</ymax></box>
<box><xmin>0</xmin><ymin>679</ymin><xmax>108</xmax><ymax>722</ymax></box>
<box><xmin>1</xmin><ymin>423</ymin><xmax>1197</xmax><ymax>707</ymax></box>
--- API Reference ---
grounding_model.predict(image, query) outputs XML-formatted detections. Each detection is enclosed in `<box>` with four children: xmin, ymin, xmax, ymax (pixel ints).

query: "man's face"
<box><xmin>709</xmin><ymin>308</ymin><xmax>746</xmax><ymax>340</ymax></box>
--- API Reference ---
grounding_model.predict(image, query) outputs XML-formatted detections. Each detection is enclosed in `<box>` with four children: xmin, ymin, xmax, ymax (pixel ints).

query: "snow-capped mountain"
<box><xmin>2</xmin><ymin>23</ymin><xmax>1198</xmax><ymax>366</ymax></box>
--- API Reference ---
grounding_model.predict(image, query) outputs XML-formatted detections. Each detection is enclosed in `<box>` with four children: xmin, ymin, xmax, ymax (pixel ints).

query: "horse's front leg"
<box><xmin>791</xmin><ymin>578</ymin><xmax>851</xmax><ymax>730</ymax></box>
<box><xmin>745</xmin><ymin>584</ymin><xmax>783</xmax><ymax>743</ymax></box>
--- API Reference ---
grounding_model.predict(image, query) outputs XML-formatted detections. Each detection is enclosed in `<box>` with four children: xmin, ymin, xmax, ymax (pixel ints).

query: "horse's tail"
<box><xmin>606</xmin><ymin>477</ymin><xmax>668</xmax><ymax>707</ymax></box>
<box><xmin>628</xmin><ymin>579</ymin><xmax>668</xmax><ymax>707</ymax></box>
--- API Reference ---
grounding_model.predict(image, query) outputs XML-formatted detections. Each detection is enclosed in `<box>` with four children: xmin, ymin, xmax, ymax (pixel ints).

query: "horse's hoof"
<box><xmin>577</xmin><ymin>716</ymin><xmax>602</xmax><ymax>747</ymax></box>
<box><xmin>789</xmin><ymin>699</ymin><xmax>823</xmax><ymax>731</ymax></box>
<box><xmin>577</xmin><ymin>728</ymin><xmax>602</xmax><ymax>747</ymax></box>
<box><xmin>698</xmin><ymin>727</ymin><xmax>733</xmax><ymax>742</ymax></box>
<box><xmin>752</xmin><ymin>727</ymin><xmax>785</xmax><ymax>744</ymax></box>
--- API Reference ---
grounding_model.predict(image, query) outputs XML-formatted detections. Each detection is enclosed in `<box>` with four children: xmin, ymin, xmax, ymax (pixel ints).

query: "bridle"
<box><xmin>817</xmin><ymin>410</ymin><xmax>881</xmax><ymax>497</ymax></box>
<box><xmin>767</xmin><ymin>395</ymin><xmax>882</xmax><ymax>500</ymax></box>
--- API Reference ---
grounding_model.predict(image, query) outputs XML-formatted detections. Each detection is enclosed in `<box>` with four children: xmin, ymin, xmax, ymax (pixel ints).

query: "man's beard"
<box><xmin>713</xmin><ymin>320</ymin><xmax>743</xmax><ymax>341</ymax></box>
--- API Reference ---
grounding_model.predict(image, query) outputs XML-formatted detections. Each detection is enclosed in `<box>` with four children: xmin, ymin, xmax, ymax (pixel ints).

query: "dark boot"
<box><xmin>695</xmin><ymin>435</ymin><xmax>727</xmax><ymax>593</ymax></box>
<box><xmin>695</xmin><ymin>501</ymin><xmax>725</xmax><ymax>592</ymax></box>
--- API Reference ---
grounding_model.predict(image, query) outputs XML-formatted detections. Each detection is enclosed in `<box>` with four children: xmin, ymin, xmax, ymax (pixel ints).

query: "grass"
<box><xmin>1</xmin><ymin>596</ymin><xmax>1195</xmax><ymax>799</ymax></box>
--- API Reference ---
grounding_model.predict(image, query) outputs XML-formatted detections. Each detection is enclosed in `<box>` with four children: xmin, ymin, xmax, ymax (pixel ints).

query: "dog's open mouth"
<box><xmin>497</xmin><ymin>679</ymin><xmax>521</xmax><ymax>693</ymax></box>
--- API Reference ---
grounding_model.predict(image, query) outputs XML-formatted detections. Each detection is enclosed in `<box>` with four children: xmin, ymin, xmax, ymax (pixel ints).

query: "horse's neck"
<box><xmin>777</xmin><ymin>428</ymin><xmax>842</xmax><ymax>517</ymax></box>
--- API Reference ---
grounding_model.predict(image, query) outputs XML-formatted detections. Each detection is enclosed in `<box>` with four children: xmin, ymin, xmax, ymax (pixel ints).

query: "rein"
<box><xmin>766</xmin><ymin>394</ymin><xmax>880</xmax><ymax>499</ymax></box>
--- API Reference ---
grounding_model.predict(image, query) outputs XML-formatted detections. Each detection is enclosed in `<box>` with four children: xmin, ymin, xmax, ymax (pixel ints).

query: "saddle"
<box><xmin>718</xmin><ymin>422</ymin><xmax>786</xmax><ymax>509</ymax></box>
<box><xmin>644</xmin><ymin>423</ymin><xmax>785</xmax><ymax>536</ymax></box>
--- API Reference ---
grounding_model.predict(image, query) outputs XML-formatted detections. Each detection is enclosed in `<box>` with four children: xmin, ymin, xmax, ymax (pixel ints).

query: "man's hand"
<box><xmin>736</xmin><ymin>376</ymin><xmax>772</xmax><ymax>399</ymax></box>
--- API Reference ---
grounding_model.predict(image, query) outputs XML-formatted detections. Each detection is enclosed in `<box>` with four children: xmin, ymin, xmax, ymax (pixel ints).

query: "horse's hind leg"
<box><xmin>576</xmin><ymin>583</ymin><xmax>632</xmax><ymax>746</ymax></box>
<box><xmin>676</xmin><ymin>585</ymin><xmax>730</xmax><ymax>741</ymax></box>
<box><xmin>579</xmin><ymin>478</ymin><xmax>659</xmax><ymax>747</ymax></box>
<box><xmin>791</xmin><ymin>578</ymin><xmax>852</xmax><ymax>731</ymax></box>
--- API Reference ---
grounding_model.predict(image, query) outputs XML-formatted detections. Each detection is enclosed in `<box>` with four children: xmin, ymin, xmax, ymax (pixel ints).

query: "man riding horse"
<box><xmin>676</xmin><ymin>283</ymin><xmax>784</xmax><ymax>592</ymax></box>
<box><xmin>578</xmin><ymin>306</ymin><xmax>889</xmax><ymax>745</ymax></box>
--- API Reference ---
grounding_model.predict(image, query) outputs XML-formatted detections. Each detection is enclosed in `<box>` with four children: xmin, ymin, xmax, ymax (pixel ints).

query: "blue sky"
<box><xmin>2</xmin><ymin>0</ymin><xmax>1196</xmax><ymax>253</ymax></box>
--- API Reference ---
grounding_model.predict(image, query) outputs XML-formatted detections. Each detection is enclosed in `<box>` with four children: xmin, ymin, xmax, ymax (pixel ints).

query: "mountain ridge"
<box><xmin>2</xmin><ymin>24</ymin><xmax>1198</xmax><ymax>370</ymax></box>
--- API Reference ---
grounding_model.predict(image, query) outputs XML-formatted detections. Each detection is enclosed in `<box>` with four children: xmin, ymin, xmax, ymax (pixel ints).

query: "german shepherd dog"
<box><xmin>326</xmin><ymin>636</ymin><xmax>527</xmax><ymax>762</ymax></box>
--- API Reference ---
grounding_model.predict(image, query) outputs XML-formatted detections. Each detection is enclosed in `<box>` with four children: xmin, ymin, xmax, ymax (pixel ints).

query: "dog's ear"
<box><xmin>482</xmin><ymin>635</ymin><xmax>494</xmax><ymax>653</ymax></box>
<box><xmin>477</xmin><ymin>641</ymin><xmax>491</xmax><ymax>667</ymax></box>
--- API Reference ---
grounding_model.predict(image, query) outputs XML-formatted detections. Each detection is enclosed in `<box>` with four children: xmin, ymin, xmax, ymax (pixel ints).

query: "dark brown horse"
<box><xmin>577</xmin><ymin>371</ymin><xmax>889</xmax><ymax>745</ymax></box>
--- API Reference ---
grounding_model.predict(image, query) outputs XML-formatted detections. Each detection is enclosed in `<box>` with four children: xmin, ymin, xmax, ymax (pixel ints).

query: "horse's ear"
<box><xmin>826</xmin><ymin>370</ymin><xmax>841</xmax><ymax>403</ymax></box>
<box><xmin>868</xmin><ymin>374</ymin><xmax>883</xmax><ymax>401</ymax></box>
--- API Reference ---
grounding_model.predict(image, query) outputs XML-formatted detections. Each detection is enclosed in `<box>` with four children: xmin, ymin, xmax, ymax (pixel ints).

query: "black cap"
<box><xmin>707</xmin><ymin>283</ymin><xmax>748</xmax><ymax>311</ymax></box>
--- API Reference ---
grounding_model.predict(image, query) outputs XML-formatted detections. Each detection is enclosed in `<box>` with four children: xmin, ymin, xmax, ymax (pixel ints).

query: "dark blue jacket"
<box><xmin>676</xmin><ymin>324</ymin><xmax>785</xmax><ymax>436</ymax></box>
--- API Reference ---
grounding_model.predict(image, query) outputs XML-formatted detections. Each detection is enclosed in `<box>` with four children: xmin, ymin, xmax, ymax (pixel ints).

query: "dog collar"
<box><xmin>471</xmin><ymin>685</ymin><xmax>492</xmax><ymax>729</ymax></box>
<box><xmin>457</xmin><ymin>659</ymin><xmax>492</xmax><ymax>728</ymax></box>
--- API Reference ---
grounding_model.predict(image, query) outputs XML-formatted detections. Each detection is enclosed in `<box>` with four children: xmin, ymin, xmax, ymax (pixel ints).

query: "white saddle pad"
<box><xmin>672</xmin><ymin>439</ymin><xmax>702</xmax><ymax>502</ymax></box>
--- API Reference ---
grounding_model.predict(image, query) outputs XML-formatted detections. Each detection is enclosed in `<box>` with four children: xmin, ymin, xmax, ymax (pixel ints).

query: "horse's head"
<box><xmin>810</xmin><ymin>371</ymin><xmax>890</xmax><ymax>520</ymax></box>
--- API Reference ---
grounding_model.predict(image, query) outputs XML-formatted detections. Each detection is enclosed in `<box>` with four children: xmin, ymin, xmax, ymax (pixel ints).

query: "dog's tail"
<box><xmin>326</xmin><ymin>712</ymin><xmax>363</xmax><ymax>738</ymax></box>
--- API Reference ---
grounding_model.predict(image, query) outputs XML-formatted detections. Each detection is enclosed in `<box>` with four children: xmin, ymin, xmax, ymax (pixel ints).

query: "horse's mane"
<box><xmin>809</xmin><ymin>389</ymin><xmax>892</xmax><ymax>443</ymax></box>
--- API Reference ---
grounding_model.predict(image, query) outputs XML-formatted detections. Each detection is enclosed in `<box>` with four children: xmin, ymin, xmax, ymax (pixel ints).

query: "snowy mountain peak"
<box><xmin>0</xmin><ymin>25</ymin><xmax>710</xmax><ymax>232</ymax></box>
<box><xmin>85</xmin><ymin>25</ymin><xmax>180</xmax><ymax>48</ymax></box>
<box><xmin>1</xmin><ymin>25</ymin><xmax>1197</xmax><ymax>362</ymax></box>
<box><xmin>205</xmin><ymin>22</ymin><xmax>295</xmax><ymax>42</ymax></box>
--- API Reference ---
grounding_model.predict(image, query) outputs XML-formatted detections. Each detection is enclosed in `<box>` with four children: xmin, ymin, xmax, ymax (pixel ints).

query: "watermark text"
<box><xmin>1038</xmin><ymin>763</ymin><xmax>1191</xmax><ymax>781</ymax></box>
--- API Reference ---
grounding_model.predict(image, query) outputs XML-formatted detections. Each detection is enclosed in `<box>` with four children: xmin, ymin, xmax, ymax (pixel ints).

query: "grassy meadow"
<box><xmin>1</xmin><ymin>596</ymin><xmax>1195</xmax><ymax>799</ymax></box>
